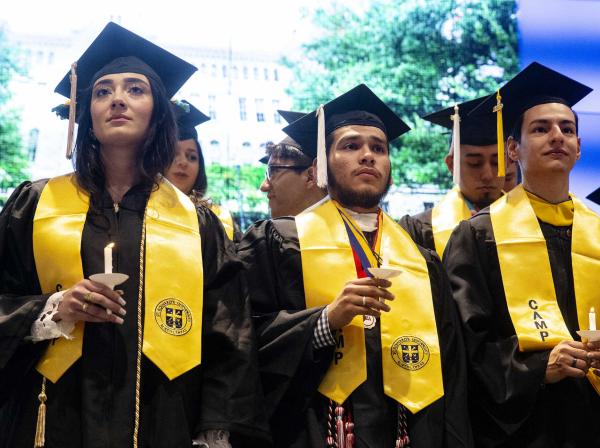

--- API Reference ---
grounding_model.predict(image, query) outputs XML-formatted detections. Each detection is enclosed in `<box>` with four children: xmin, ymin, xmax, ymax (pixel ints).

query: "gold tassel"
<box><xmin>34</xmin><ymin>377</ymin><xmax>47</xmax><ymax>448</ymax></box>
<box><xmin>66</xmin><ymin>62</ymin><xmax>78</xmax><ymax>160</ymax></box>
<box><xmin>493</xmin><ymin>90</ymin><xmax>505</xmax><ymax>177</ymax></box>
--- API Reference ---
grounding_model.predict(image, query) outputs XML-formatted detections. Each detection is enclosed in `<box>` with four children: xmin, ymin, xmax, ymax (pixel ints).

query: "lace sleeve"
<box><xmin>192</xmin><ymin>430</ymin><xmax>231</xmax><ymax>448</ymax></box>
<box><xmin>30</xmin><ymin>291</ymin><xmax>75</xmax><ymax>342</ymax></box>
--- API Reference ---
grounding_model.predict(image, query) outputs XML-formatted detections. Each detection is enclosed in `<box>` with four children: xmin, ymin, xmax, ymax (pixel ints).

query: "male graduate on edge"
<box><xmin>444</xmin><ymin>62</ymin><xmax>600</xmax><ymax>447</ymax></box>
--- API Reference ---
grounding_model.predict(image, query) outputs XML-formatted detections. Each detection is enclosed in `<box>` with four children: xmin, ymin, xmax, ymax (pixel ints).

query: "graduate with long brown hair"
<box><xmin>0</xmin><ymin>22</ymin><xmax>268</xmax><ymax>448</ymax></box>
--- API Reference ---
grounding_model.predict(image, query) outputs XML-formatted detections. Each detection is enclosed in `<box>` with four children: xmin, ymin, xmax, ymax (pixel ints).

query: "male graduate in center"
<box><xmin>238</xmin><ymin>84</ymin><xmax>472</xmax><ymax>448</ymax></box>
<box><xmin>443</xmin><ymin>62</ymin><xmax>600</xmax><ymax>447</ymax></box>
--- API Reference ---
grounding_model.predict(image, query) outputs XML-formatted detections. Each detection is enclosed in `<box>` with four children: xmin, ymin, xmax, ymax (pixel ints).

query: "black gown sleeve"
<box><xmin>237</xmin><ymin>219</ymin><xmax>334</xmax><ymax>434</ymax></box>
<box><xmin>399</xmin><ymin>209</ymin><xmax>435</xmax><ymax>252</ymax></box>
<box><xmin>0</xmin><ymin>181</ymin><xmax>52</xmax><ymax>402</ymax></box>
<box><xmin>191</xmin><ymin>206</ymin><xmax>271</xmax><ymax>445</ymax></box>
<box><xmin>443</xmin><ymin>217</ymin><xmax>549</xmax><ymax>440</ymax></box>
<box><xmin>421</xmin><ymin>247</ymin><xmax>474</xmax><ymax>447</ymax></box>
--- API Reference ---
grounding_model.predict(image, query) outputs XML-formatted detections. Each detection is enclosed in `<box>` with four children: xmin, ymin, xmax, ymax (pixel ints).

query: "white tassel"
<box><xmin>451</xmin><ymin>104</ymin><xmax>461</xmax><ymax>186</ymax></box>
<box><xmin>316</xmin><ymin>104</ymin><xmax>328</xmax><ymax>188</ymax></box>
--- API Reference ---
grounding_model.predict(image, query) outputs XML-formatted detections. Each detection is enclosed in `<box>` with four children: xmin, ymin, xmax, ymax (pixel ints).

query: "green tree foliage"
<box><xmin>285</xmin><ymin>0</ymin><xmax>518</xmax><ymax>188</ymax></box>
<box><xmin>206</xmin><ymin>163</ymin><xmax>265</xmax><ymax>209</ymax></box>
<box><xmin>0</xmin><ymin>26</ymin><xmax>28</xmax><ymax>206</ymax></box>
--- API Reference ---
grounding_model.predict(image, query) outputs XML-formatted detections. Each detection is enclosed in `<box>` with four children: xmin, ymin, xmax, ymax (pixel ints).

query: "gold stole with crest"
<box><xmin>296</xmin><ymin>199</ymin><xmax>444</xmax><ymax>413</ymax></box>
<box><xmin>33</xmin><ymin>174</ymin><xmax>203</xmax><ymax>382</ymax></box>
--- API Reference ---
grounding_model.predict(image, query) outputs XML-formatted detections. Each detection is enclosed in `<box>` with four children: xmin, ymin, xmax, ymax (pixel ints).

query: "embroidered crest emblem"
<box><xmin>363</xmin><ymin>315</ymin><xmax>377</xmax><ymax>330</ymax></box>
<box><xmin>154</xmin><ymin>298</ymin><xmax>193</xmax><ymax>336</ymax></box>
<box><xmin>391</xmin><ymin>336</ymin><xmax>430</xmax><ymax>371</ymax></box>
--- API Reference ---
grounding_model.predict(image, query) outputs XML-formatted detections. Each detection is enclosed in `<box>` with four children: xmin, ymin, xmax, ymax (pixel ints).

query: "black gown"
<box><xmin>238</xmin><ymin>217</ymin><xmax>473</xmax><ymax>448</ymax></box>
<box><xmin>0</xmin><ymin>180</ymin><xmax>270</xmax><ymax>448</ymax></box>
<box><xmin>399</xmin><ymin>209</ymin><xmax>435</xmax><ymax>253</ymax></box>
<box><xmin>443</xmin><ymin>210</ymin><xmax>600</xmax><ymax>447</ymax></box>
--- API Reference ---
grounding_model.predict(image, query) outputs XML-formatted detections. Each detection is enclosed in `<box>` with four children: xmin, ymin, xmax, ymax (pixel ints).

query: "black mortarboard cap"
<box><xmin>282</xmin><ymin>84</ymin><xmax>410</xmax><ymax>187</ymax></box>
<box><xmin>51</xmin><ymin>102</ymin><xmax>71</xmax><ymax>121</ymax></box>
<box><xmin>278</xmin><ymin>110</ymin><xmax>306</xmax><ymax>124</ymax></box>
<box><xmin>422</xmin><ymin>96</ymin><xmax>498</xmax><ymax>146</ymax></box>
<box><xmin>470</xmin><ymin>62</ymin><xmax>592</xmax><ymax>136</ymax></box>
<box><xmin>259</xmin><ymin>155</ymin><xmax>270</xmax><ymax>164</ymax></box>
<box><xmin>173</xmin><ymin>100</ymin><xmax>210</xmax><ymax>141</ymax></box>
<box><xmin>587</xmin><ymin>187</ymin><xmax>600</xmax><ymax>206</ymax></box>
<box><xmin>55</xmin><ymin>22</ymin><xmax>197</xmax><ymax>99</ymax></box>
<box><xmin>283</xmin><ymin>84</ymin><xmax>410</xmax><ymax>159</ymax></box>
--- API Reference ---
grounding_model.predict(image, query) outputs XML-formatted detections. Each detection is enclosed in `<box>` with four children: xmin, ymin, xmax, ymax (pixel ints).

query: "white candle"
<box><xmin>590</xmin><ymin>307</ymin><xmax>597</xmax><ymax>331</ymax></box>
<box><xmin>104</xmin><ymin>242</ymin><xmax>114</xmax><ymax>274</ymax></box>
<box><xmin>382</xmin><ymin>237</ymin><xmax>390</xmax><ymax>267</ymax></box>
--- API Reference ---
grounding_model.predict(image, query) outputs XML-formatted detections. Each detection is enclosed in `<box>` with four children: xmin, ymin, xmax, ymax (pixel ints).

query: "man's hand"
<box><xmin>545</xmin><ymin>340</ymin><xmax>595</xmax><ymax>383</ymax></box>
<box><xmin>327</xmin><ymin>277</ymin><xmax>394</xmax><ymax>331</ymax></box>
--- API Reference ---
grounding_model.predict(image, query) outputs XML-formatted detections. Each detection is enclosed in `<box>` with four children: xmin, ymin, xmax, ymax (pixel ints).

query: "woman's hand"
<box><xmin>53</xmin><ymin>279</ymin><xmax>126</xmax><ymax>324</ymax></box>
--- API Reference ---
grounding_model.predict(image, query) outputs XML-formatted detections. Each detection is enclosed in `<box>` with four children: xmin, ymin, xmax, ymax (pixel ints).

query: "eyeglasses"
<box><xmin>265</xmin><ymin>164</ymin><xmax>311</xmax><ymax>181</ymax></box>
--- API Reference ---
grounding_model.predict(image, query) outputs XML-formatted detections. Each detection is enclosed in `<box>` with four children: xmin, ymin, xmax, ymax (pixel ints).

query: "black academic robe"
<box><xmin>239</xmin><ymin>217</ymin><xmax>473</xmax><ymax>448</ymax></box>
<box><xmin>0</xmin><ymin>180</ymin><xmax>270</xmax><ymax>448</ymax></box>
<box><xmin>399</xmin><ymin>209</ymin><xmax>435</xmax><ymax>253</ymax></box>
<box><xmin>443</xmin><ymin>211</ymin><xmax>600</xmax><ymax>447</ymax></box>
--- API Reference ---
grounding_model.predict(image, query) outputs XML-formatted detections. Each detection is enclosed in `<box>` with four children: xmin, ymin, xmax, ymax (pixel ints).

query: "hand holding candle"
<box><xmin>104</xmin><ymin>242</ymin><xmax>114</xmax><ymax>274</ymax></box>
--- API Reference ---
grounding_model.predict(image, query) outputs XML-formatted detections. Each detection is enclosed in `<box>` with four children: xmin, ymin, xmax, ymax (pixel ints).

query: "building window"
<box><xmin>48</xmin><ymin>52</ymin><xmax>54</xmax><ymax>65</ymax></box>
<box><xmin>201</xmin><ymin>63</ymin><xmax>207</xmax><ymax>75</ymax></box>
<box><xmin>243</xmin><ymin>66</ymin><xmax>248</xmax><ymax>79</ymax></box>
<box><xmin>232</xmin><ymin>66</ymin><xmax>238</xmax><ymax>79</ymax></box>
<box><xmin>222</xmin><ymin>65</ymin><xmax>227</xmax><ymax>78</ymax></box>
<box><xmin>273</xmin><ymin>69</ymin><xmax>279</xmax><ymax>81</ymax></box>
<box><xmin>211</xmin><ymin>64</ymin><xmax>217</xmax><ymax>77</ymax></box>
<box><xmin>210</xmin><ymin>139</ymin><xmax>220</xmax><ymax>147</ymax></box>
<box><xmin>255</xmin><ymin>98</ymin><xmax>265</xmax><ymax>122</ymax></box>
<box><xmin>272</xmin><ymin>100</ymin><xmax>281</xmax><ymax>123</ymax></box>
<box><xmin>242</xmin><ymin>141</ymin><xmax>251</xmax><ymax>148</ymax></box>
<box><xmin>208</xmin><ymin>95</ymin><xmax>217</xmax><ymax>119</ymax></box>
<box><xmin>253</xmin><ymin>67</ymin><xmax>259</xmax><ymax>80</ymax></box>
<box><xmin>263</xmin><ymin>68</ymin><xmax>269</xmax><ymax>80</ymax></box>
<box><xmin>239</xmin><ymin>97</ymin><xmax>247</xmax><ymax>121</ymax></box>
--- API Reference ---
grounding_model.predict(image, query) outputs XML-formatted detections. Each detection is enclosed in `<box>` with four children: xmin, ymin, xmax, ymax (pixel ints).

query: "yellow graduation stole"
<box><xmin>431</xmin><ymin>186</ymin><xmax>471</xmax><ymax>259</ymax></box>
<box><xmin>209</xmin><ymin>203</ymin><xmax>235</xmax><ymax>240</ymax></box>
<box><xmin>33</xmin><ymin>174</ymin><xmax>203</xmax><ymax>382</ymax></box>
<box><xmin>296</xmin><ymin>199</ymin><xmax>444</xmax><ymax>413</ymax></box>
<box><xmin>490</xmin><ymin>185</ymin><xmax>600</xmax><ymax>392</ymax></box>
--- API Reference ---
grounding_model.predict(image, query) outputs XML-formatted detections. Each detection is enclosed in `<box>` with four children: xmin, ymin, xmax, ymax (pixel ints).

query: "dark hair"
<box><xmin>266</xmin><ymin>142</ymin><xmax>313</xmax><ymax>165</ymax></box>
<box><xmin>510</xmin><ymin>107</ymin><xmax>579</xmax><ymax>142</ymax></box>
<box><xmin>190</xmin><ymin>139</ymin><xmax>208</xmax><ymax>197</ymax></box>
<box><xmin>72</xmin><ymin>72</ymin><xmax>177</xmax><ymax>200</ymax></box>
